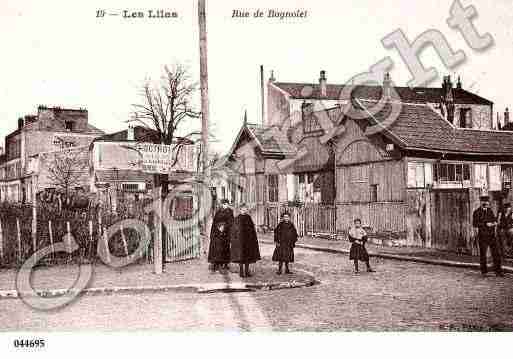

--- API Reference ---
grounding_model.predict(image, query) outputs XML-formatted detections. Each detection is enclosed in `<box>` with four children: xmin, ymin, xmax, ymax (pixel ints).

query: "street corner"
<box><xmin>196</xmin><ymin>261</ymin><xmax>319</xmax><ymax>294</ymax></box>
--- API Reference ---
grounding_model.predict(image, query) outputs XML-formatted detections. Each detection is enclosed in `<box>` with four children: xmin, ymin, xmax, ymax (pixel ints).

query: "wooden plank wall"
<box><xmin>336</xmin><ymin>202</ymin><xmax>407</xmax><ymax>233</ymax></box>
<box><xmin>336</xmin><ymin>160</ymin><xmax>404</xmax><ymax>203</ymax></box>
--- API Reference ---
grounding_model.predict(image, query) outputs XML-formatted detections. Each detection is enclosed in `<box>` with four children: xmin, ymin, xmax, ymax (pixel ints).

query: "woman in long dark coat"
<box><xmin>230</xmin><ymin>204</ymin><xmax>261</xmax><ymax>278</ymax></box>
<box><xmin>208</xmin><ymin>199</ymin><xmax>234</xmax><ymax>271</ymax></box>
<box><xmin>272</xmin><ymin>212</ymin><xmax>298</xmax><ymax>274</ymax></box>
<box><xmin>348</xmin><ymin>218</ymin><xmax>374</xmax><ymax>273</ymax></box>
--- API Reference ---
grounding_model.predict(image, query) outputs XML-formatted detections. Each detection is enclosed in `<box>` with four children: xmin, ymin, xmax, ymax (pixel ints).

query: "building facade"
<box><xmin>0</xmin><ymin>106</ymin><xmax>104</xmax><ymax>203</ymax></box>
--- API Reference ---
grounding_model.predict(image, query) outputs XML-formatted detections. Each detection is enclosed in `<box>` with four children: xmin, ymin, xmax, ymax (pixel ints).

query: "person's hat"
<box><xmin>221</xmin><ymin>199</ymin><xmax>229</xmax><ymax>204</ymax></box>
<box><xmin>480</xmin><ymin>195</ymin><xmax>490</xmax><ymax>201</ymax></box>
<box><xmin>504</xmin><ymin>202</ymin><xmax>511</xmax><ymax>208</ymax></box>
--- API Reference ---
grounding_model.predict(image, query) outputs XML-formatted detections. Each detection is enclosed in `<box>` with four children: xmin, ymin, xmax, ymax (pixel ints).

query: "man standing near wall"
<box><xmin>472</xmin><ymin>195</ymin><xmax>504</xmax><ymax>277</ymax></box>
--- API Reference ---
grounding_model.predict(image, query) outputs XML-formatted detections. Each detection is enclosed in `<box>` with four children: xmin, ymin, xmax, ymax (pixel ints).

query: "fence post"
<box><xmin>120</xmin><ymin>225</ymin><xmax>129</xmax><ymax>257</ymax></box>
<box><xmin>48</xmin><ymin>221</ymin><xmax>54</xmax><ymax>261</ymax></box>
<box><xmin>16</xmin><ymin>218</ymin><xmax>22</xmax><ymax>263</ymax></box>
<box><xmin>66</xmin><ymin>222</ymin><xmax>72</xmax><ymax>263</ymax></box>
<box><xmin>88</xmin><ymin>220</ymin><xmax>94</xmax><ymax>261</ymax></box>
<box><xmin>102</xmin><ymin>227</ymin><xmax>111</xmax><ymax>264</ymax></box>
<box><xmin>154</xmin><ymin>187</ymin><xmax>163</xmax><ymax>274</ymax></box>
<box><xmin>0</xmin><ymin>219</ymin><xmax>3</xmax><ymax>264</ymax></box>
<box><xmin>98</xmin><ymin>210</ymin><xmax>103</xmax><ymax>237</ymax></box>
<box><xmin>32</xmin><ymin>205</ymin><xmax>37</xmax><ymax>261</ymax></box>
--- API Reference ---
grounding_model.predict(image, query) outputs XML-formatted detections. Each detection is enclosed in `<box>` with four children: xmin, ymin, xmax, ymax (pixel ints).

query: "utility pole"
<box><xmin>198</xmin><ymin>0</ymin><xmax>211</xmax><ymax>255</ymax></box>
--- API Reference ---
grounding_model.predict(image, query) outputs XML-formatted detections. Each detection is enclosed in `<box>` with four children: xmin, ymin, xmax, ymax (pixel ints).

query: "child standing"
<box><xmin>348</xmin><ymin>218</ymin><xmax>374</xmax><ymax>273</ymax></box>
<box><xmin>272</xmin><ymin>212</ymin><xmax>298</xmax><ymax>275</ymax></box>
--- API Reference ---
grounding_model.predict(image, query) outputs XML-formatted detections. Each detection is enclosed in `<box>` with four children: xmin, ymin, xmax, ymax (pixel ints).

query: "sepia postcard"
<box><xmin>0</xmin><ymin>0</ymin><xmax>512</xmax><ymax>357</ymax></box>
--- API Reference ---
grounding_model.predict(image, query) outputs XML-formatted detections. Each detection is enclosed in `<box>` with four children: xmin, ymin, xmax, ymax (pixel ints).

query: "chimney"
<box><xmin>260</xmin><ymin>65</ymin><xmax>265</xmax><ymax>125</ymax></box>
<box><xmin>456</xmin><ymin>76</ymin><xmax>462</xmax><ymax>89</ymax></box>
<box><xmin>269</xmin><ymin>70</ymin><xmax>276</xmax><ymax>83</ymax></box>
<box><xmin>383</xmin><ymin>72</ymin><xmax>392</xmax><ymax>99</ymax></box>
<box><xmin>243</xmin><ymin>109</ymin><xmax>248</xmax><ymax>125</ymax></box>
<box><xmin>18</xmin><ymin>117</ymin><xmax>24</xmax><ymax>130</ymax></box>
<box><xmin>319</xmin><ymin>70</ymin><xmax>327</xmax><ymax>97</ymax></box>
<box><xmin>127</xmin><ymin>125</ymin><xmax>135</xmax><ymax>141</ymax></box>
<box><xmin>506</xmin><ymin>107</ymin><xmax>510</xmax><ymax>124</ymax></box>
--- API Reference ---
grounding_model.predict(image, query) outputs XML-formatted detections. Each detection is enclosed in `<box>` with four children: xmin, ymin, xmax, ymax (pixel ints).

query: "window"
<box><xmin>65</xmin><ymin>121</ymin><xmax>74</xmax><ymax>131</ymax></box>
<box><xmin>267</xmin><ymin>174</ymin><xmax>279</xmax><ymax>203</ymax></box>
<box><xmin>407</xmin><ymin>162</ymin><xmax>426</xmax><ymax>188</ymax></box>
<box><xmin>307</xmin><ymin>173</ymin><xmax>314</xmax><ymax>184</ymax></box>
<box><xmin>459</xmin><ymin>108</ymin><xmax>472</xmax><ymax>128</ymax></box>
<box><xmin>474</xmin><ymin>164</ymin><xmax>488</xmax><ymax>189</ymax></box>
<box><xmin>370</xmin><ymin>184</ymin><xmax>378</xmax><ymax>202</ymax></box>
<box><xmin>432</xmin><ymin>162</ymin><xmax>471</xmax><ymax>186</ymax></box>
<box><xmin>122</xmin><ymin>183</ymin><xmax>139</xmax><ymax>192</ymax></box>
<box><xmin>489</xmin><ymin>165</ymin><xmax>501</xmax><ymax>191</ymax></box>
<box><xmin>350</xmin><ymin>166</ymin><xmax>368</xmax><ymax>183</ymax></box>
<box><xmin>302</xmin><ymin>103</ymin><xmax>321</xmax><ymax>134</ymax></box>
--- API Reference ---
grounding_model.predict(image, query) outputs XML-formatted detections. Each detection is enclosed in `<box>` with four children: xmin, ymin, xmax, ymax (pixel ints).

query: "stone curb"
<box><xmin>261</xmin><ymin>240</ymin><xmax>513</xmax><ymax>274</ymax></box>
<box><xmin>0</xmin><ymin>276</ymin><xmax>318</xmax><ymax>300</ymax></box>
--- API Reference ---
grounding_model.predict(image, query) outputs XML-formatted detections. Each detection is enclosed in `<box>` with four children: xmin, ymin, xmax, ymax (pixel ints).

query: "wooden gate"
<box><xmin>430</xmin><ymin>188</ymin><xmax>472</xmax><ymax>252</ymax></box>
<box><xmin>165</xmin><ymin>195</ymin><xmax>201</xmax><ymax>262</ymax></box>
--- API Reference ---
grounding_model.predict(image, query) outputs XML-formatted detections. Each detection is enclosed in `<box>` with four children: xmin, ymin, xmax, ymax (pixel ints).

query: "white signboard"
<box><xmin>135</xmin><ymin>143</ymin><xmax>197</xmax><ymax>174</ymax></box>
<box><xmin>136</xmin><ymin>143</ymin><xmax>177</xmax><ymax>174</ymax></box>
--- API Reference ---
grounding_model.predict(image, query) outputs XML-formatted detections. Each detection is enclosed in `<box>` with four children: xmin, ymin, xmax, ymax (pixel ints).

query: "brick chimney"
<box><xmin>18</xmin><ymin>117</ymin><xmax>24</xmax><ymax>130</ymax></box>
<box><xmin>442</xmin><ymin>75</ymin><xmax>455</xmax><ymax>124</ymax></box>
<box><xmin>319</xmin><ymin>70</ymin><xmax>327</xmax><ymax>97</ymax></box>
<box><xmin>269</xmin><ymin>70</ymin><xmax>276</xmax><ymax>83</ymax></box>
<box><xmin>383</xmin><ymin>72</ymin><xmax>392</xmax><ymax>99</ymax></box>
<box><xmin>456</xmin><ymin>76</ymin><xmax>462</xmax><ymax>89</ymax></box>
<box><xmin>506</xmin><ymin>107</ymin><xmax>510</xmax><ymax>124</ymax></box>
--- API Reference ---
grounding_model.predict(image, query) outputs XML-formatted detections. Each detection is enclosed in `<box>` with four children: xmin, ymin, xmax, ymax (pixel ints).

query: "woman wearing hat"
<box><xmin>208</xmin><ymin>199</ymin><xmax>234</xmax><ymax>272</ymax></box>
<box><xmin>230</xmin><ymin>204</ymin><xmax>261</xmax><ymax>278</ymax></box>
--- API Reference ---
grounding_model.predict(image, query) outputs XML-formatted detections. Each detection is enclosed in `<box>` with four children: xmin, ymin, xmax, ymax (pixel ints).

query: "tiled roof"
<box><xmin>272</xmin><ymin>82</ymin><xmax>493</xmax><ymax>105</ymax></box>
<box><xmin>245</xmin><ymin>123</ymin><xmax>297</xmax><ymax>155</ymax></box>
<box><xmin>346</xmin><ymin>100</ymin><xmax>513</xmax><ymax>155</ymax></box>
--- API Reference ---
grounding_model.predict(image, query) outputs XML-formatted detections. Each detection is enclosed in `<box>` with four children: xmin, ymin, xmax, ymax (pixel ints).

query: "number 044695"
<box><xmin>13</xmin><ymin>339</ymin><xmax>45</xmax><ymax>349</ymax></box>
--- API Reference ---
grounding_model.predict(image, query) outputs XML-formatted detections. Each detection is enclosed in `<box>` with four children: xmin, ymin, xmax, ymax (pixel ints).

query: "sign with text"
<box><xmin>136</xmin><ymin>143</ymin><xmax>197</xmax><ymax>174</ymax></box>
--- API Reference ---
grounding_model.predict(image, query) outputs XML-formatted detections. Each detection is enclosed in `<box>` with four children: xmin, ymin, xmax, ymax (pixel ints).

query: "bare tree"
<box><xmin>131</xmin><ymin>64</ymin><xmax>201</xmax><ymax>160</ymax></box>
<box><xmin>45</xmin><ymin>147</ymin><xmax>89</xmax><ymax>196</ymax></box>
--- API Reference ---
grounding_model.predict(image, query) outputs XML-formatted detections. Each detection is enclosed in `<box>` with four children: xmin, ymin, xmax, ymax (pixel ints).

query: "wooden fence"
<box><xmin>264</xmin><ymin>204</ymin><xmax>337</xmax><ymax>237</ymax></box>
<box><xmin>0</xmin><ymin>194</ymin><xmax>201</xmax><ymax>268</ymax></box>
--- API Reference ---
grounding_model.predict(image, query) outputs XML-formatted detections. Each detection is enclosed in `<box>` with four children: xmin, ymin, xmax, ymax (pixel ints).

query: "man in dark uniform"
<box><xmin>472</xmin><ymin>195</ymin><xmax>504</xmax><ymax>277</ymax></box>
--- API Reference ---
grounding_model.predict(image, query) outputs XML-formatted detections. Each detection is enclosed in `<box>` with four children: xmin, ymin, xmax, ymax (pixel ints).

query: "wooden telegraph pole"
<box><xmin>198</xmin><ymin>0</ymin><xmax>211</xmax><ymax>255</ymax></box>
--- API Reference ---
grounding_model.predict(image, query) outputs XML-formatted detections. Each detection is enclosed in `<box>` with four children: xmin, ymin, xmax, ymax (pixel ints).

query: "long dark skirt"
<box><xmin>272</xmin><ymin>245</ymin><xmax>294</xmax><ymax>263</ymax></box>
<box><xmin>349</xmin><ymin>243</ymin><xmax>369</xmax><ymax>262</ymax></box>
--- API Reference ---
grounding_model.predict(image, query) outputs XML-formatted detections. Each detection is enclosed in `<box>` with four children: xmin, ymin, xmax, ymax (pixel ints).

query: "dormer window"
<box><xmin>302</xmin><ymin>102</ymin><xmax>322</xmax><ymax>134</ymax></box>
<box><xmin>65</xmin><ymin>121</ymin><xmax>74</xmax><ymax>131</ymax></box>
<box><xmin>459</xmin><ymin>108</ymin><xmax>472</xmax><ymax>128</ymax></box>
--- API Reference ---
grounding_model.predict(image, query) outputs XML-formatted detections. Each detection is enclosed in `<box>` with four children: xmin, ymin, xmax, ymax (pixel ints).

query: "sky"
<box><xmin>1</xmin><ymin>0</ymin><xmax>512</xmax><ymax>154</ymax></box>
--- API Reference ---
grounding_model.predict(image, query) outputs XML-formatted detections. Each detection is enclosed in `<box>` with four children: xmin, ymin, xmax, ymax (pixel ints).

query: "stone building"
<box><xmin>0</xmin><ymin>105</ymin><xmax>104</xmax><ymax>203</ymax></box>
